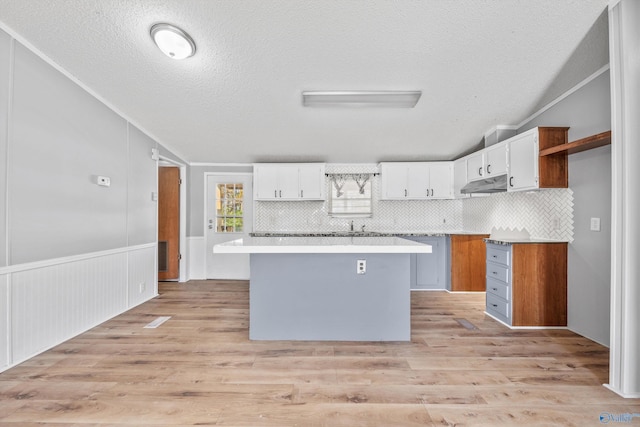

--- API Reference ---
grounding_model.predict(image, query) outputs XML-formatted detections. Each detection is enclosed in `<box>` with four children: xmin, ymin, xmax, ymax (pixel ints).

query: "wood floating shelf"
<box><xmin>539</xmin><ymin>130</ymin><xmax>611</xmax><ymax>156</ymax></box>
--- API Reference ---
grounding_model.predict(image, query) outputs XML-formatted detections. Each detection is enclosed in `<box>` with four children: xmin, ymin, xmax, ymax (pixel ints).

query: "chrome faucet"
<box><xmin>350</xmin><ymin>220</ymin><xmax>354</xmax><ymax>232</ymax></box>
<box><xmin>361</xmin><ymin>224</ymin><xmax>366</xmax><ymax>232</ymax></box>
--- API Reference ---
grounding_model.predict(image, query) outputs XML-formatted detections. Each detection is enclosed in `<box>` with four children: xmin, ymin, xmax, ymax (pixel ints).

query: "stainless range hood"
<box><xmin>460</xmin><ymin>174</ymin><xmax>508</xmax><ymax>194</ymax></box>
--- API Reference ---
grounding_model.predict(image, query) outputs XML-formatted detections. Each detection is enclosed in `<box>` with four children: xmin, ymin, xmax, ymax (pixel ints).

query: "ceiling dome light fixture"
<box><xmin>150</xmin><ymin>23</ymin><xmax>196</xmax><ymax>59</ymax></box>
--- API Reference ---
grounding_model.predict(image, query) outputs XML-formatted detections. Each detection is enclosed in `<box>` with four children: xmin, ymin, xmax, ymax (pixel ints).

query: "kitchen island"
<box><xmin>214</xmin><ymin>236</ymin><xmax>432</xmax><ymax>341</ymax></box>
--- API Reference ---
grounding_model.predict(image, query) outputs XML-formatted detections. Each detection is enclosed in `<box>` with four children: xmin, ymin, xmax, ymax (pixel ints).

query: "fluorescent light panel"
<box><xmin>302</xmin><ymin>91</ymin><xmax>421</xmax><ymax>108</ymax></box>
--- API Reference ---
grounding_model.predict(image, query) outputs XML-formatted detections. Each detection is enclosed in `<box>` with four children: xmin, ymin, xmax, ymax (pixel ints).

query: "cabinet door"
<box><xmin>508</xmin><ymin>131</ymin><xmax>538</xmax><ymax>191</ymax></box>
<box><xmin>466</xmin><ymin>152</ymin><xmax>485</xmax><ymax>181</ymax></box>
<box><xmin>428</xmin><ymin>162</ymin><xmax>453</xmax><ymax>199</ymax></box>
<box><xmin>277</xmin><ymin>166</ymin><xmax>300</xmax><ymax>199</ymax></box>
<box><xmin>450</xmin><ymin>234</ymin><xmax>488</xmax><ymax>291</ymax></box>
<box><xmin>254</xmin><ymin>166</ymin><xmax>280</xmax><ymax>200</ymax></box>
<box><xmin>484</xmin><ymin>143</ymin><xmax>507</xmax><ymax>177</ymax></box>
<box><xmin>298</xmin><ymin>165</ymin><xmax>325</xmax><ymax>200</ymax></box>
<box><xmin>380</xmin><ymin>163</ymin><xmax>409</xmax><ymax>199</ymax></box>
<box><xmin>452</xmin><ymin>158</ymin><xmax>469</xmax><ymax>199</ymax></box>
<box><xmin>414</xmin><ymin>237</ymin><xmax>447</xmax><ymax>289</ymax></box>
<box><xmin>406</xmin><ymin>163</ymin><xmax>430</xmax><ymax>199</ymax></box>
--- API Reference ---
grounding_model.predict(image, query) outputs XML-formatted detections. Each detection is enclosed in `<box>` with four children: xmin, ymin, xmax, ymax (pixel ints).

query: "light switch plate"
<box><xmin>590</xmin><ymin>217</ymin><xmax>601</xmax><ymax>232</ymax></box>
<box><xmin>97</xmin><ymin>176</ymin><xmax>110</xmax><ymax>187</ymax></box>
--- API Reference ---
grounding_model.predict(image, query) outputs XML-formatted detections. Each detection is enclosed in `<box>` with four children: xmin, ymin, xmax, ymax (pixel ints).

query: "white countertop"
<box><xmin>213</xmin><ymin>236</ymin><xmax>433</xmax><ymax>254</ymax></box>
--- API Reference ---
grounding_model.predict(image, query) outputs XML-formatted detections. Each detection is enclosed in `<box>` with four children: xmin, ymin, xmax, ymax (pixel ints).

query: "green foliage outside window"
<box><xmin>216</xmin><ymin>183</ymin><xmax>244</xmax><ymax>232</ymax></box>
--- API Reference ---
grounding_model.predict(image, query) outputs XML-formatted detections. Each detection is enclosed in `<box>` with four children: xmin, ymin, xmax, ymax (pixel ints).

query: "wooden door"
<box><xmin>158</xmin><ymin>167</ymin><xmax>180</xmax><ymax>280</ymax></box>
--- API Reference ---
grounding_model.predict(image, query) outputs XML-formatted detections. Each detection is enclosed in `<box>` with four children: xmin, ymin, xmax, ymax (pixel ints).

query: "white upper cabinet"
<box><xmin>406</xmin><ymin>163</ymin><xmax>430</xmax><ymax>198</ymax></box>
<box><xmin>453</xmin><ymin>158</ymin><xmax>468</xmax><ymax>199</ymax></box>
<box><xmin>507</xmin><ymin>130</ymin><xmax>539</xmax><ymax>191</ymax></box>
<box><xmin>380</xmin><ymin>163</ymin><xmax>412</xmax><ymax>199</ymax></box>
<box><xmin>254</xmin><ymin>163</ymin><xmax>326</xmax><ymax>200</ymax></box>
<box><xmin>380</xmin><ymin>162</ymin><xmax>453</xmax><ymax>200</ymax></box>
<box><xmin>506</xmin><ymin>127</ymin><xmax>568</xmax><ymax>192</ymax></box>
<box><xmin>484</xmin><ymin>142</ymin><xmax>508</xmax><ymax>177</ymax></box>
<box><xmin>298</xmin><ymin>164</ymin><xmax>325</xmax><ymax>199</ymax></box>
<box><xmin>466</xmin><ymin>141</ymin><xmax>507</xmax><ymax>182</ymax></box>
<box><xmin>466</xmin><ymin>152</ymin><xmax>484</xmax><ymax>182</ymax></box>
<box><xmin>428</xmin><ymin>162</ymin><xmax>454</xmax><ymax>199</ymax></box>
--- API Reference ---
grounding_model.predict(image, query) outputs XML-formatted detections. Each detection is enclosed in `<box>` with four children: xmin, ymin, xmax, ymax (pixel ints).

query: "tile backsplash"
<box><xmin>254</xmin><ymin>164</ymin><xmax>574</xmax><ymax>241</ymax></box>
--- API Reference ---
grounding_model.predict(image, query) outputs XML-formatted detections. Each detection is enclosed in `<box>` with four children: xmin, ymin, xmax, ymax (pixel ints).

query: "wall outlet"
<box><xmin>590</xmin><ymin>217</ymin><xmax>601</xmax><ymax>232</ymax></box>
<box><xmin>139</xmin><ymin>282</ymin><xmax>146</xmax><ymax>294</ymax></box>
<box><xmin>357</xmin><ymin>259</ymin><xmax>366</xmax><ymax>275</ymax></box>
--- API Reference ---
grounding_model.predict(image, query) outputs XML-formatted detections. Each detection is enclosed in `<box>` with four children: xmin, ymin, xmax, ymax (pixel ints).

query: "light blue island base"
<box><xmin>249</xmin><ymin>253</ymin><xmax>411</xmax><ymax>341</ymax></box>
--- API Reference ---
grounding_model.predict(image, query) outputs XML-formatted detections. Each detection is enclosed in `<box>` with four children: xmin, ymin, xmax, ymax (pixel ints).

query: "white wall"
<box><xmin>568</xmin><ymin>145</ymin><xmax>611</xmax><ymax>345</ymax></box>
<box><xmin>518</xmin><ymin>69</ymin><xmax>611</xmax><ymax>346</ymax></box>
<box><xmin>0</xmin><ymin>28</ymin><xmax>179</xmax><ymax>372</ymax></box>
<box><xmin>0</xmin><ymin>29</ymin><xmax>9</xmax><ymax>268</ymax></box>
<box><xmin>608</xmin><ymin>0</ymin><xmax>640</xmax><ymax>398</ymax></box>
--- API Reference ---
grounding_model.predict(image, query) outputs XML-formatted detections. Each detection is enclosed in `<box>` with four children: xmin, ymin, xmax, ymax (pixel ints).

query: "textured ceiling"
<box><xmin>0</xmin><ymin>0</ymin><xmax>609</xmax><ymax>164</ymax></box>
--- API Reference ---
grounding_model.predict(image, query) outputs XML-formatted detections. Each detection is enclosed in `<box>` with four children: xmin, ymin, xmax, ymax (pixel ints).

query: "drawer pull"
<box><xmin>492</xmin><ymin>255</ymin><xmax>498</xmax><ymax>258</ymax></box>
<box><xmin>492</xmin><ymin>271</ymin><xmax>498</xmax><ymax>275</ymax></box>
<box><xmin>491</xmin><ymin>287</ymin><xmax>497</xmax><ymax>291</ymax></box>
<box><xmin>491</xmin><ymin>304</ymin><xmax>498</xmax><ymax>308</ymax></box>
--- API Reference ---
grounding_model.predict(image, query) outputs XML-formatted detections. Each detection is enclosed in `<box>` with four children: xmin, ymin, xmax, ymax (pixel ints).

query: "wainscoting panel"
<box><xmin>3</xmin><ymin>244</ymin><xmax>156</xmax><ymax>370</ymax></box>
<box><xmin>0</xmin><ymin>274</ymin><xmax>8</xmax><ymax>370</ymax></box>
<box><xmin>188</xmin><ymin>236</ymin><xmax>205</xmax><ymax>280</ymax></box>
<box><xmin>127</xmin><ymin>245</ymin><xmax>158</xmax><ymax>307</ymax></box>
<box><xmin>10</xmin><ymin>252</ymin><xmax>128</xmax><ymax>364</ymax></box>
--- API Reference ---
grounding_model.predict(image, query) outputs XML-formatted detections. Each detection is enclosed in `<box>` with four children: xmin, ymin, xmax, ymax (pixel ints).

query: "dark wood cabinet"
<box><xmin>486</xmin><ymin>242</ymin><xmax>567</xmax><ymax>327</ymax></box>
<box><xmin>450</xmin><ymin>234</ymin><xmax>489</xmax><ymax>291</ymax></box>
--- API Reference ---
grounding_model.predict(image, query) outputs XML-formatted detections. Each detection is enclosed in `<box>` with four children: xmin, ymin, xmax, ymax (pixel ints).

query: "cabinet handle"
<box><xmin>492</xmin><ymin>271</ymin><xmax>498</xmax><ymax>275</ymax></box>
<box><xmin>491</xmin><ymin>304</ymin><xmax>498</xmax><ymax>308</ymax></box>
<box><xmin>430</xmin><ymin>189</ymin><xmax>434</xmax><ymax>197</ymax></box>
<box><xmin>509</xmin><ymin>177</ymin><xmax>514</xmax><ymax>187</ymax></box>
<box><xmin>487</xmin><ymin>164</ymin><xmax>491</xmax><ymax>174</ymax></box>
<box><xmin>491</xmin><ymin>287</ymin><xmax>498</xmax><ymax>291</ymax></box>
<box><xmin>479</xmin><ymin>167</ymin><xmax>483</xmax><ymax>176</ymax></box>
<box><xmin>492</xmin><ymin>255</ymin><xmax>498</xmax><ymax>258</ymax></box>
<box><xmin>404</xmin><ymin>189</ymin><xmax>407</xmax><ymax>197</ymax></box>
<box><xmin>279</xmin><ymin>190</ymin><xmax>282</xmax><ymax>198</ymax></box>
<box><xmin>301</xmin><ymin>190</ymin><xmax>303</xmax><ymax>198</ymax></box>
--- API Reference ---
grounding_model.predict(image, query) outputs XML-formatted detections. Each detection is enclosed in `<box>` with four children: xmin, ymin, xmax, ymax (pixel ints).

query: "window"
<box><xmin>216</xmin><ymin>183</ymin><xmax>244</xmax><ymax>232</ymax></box>
<box><xmin>328</xmin><ymin>174</ymin><xmax>373</xmax><ymax>217</ymax></box>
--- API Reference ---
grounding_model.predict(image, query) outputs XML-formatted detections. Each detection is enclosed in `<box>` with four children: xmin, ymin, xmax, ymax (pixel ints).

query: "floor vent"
<box><xmin>455</xmin><ymin>318</ymin><xmax>478</xmax><ymax>330</ymax></box>
<box><xmin>144</xmin><ymin>316</ymin><xmax>171</xmax><ymax>329</ymax></box>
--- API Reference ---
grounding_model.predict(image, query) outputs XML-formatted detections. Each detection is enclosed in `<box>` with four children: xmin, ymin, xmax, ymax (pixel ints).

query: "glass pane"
<box><xmin>215</xmin><ymin>182</ymin><xmax>245</xmax><ymax>233</ymax></box>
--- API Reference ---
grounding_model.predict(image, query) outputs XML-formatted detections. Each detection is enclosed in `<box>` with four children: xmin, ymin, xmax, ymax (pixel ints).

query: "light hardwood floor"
<box><xmin>1</xmin><ymin>281</ymin><xmax>638</xmax><ymax>426</ymax></box>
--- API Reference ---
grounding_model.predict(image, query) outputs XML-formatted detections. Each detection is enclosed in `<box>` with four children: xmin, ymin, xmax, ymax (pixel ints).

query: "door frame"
<box><xmin>203</xmin><ymin>172</ymin><xmax>254</xmax><ymax>279</ymax></box>
<box><xmin>158</xmin><ymin>157</ymin><xmax>188</xmax><ymax>283</ymax></box>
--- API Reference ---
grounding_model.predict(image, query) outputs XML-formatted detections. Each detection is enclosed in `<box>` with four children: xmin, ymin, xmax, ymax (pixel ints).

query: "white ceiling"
<box><xmin>0</xmin><ymin>0</ymin><xmax>609</xmax><ymax>164</ymax></box>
